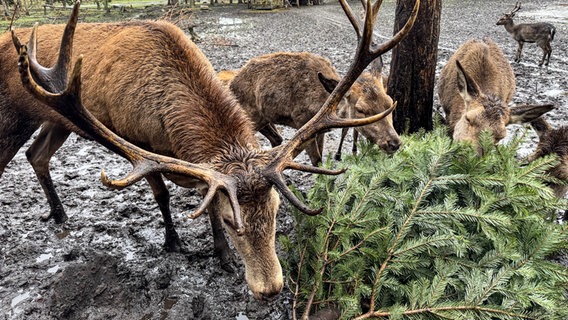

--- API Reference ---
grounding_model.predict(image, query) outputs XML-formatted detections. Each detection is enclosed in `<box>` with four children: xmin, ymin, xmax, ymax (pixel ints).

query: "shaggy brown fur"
<box><xmin>221</xmin><ymin>52</ymin><xmax>399</xmax><ymax>165</ymax></box>
<box><xmin>2</xmin><ymin>20</ymin><xmax>283</xmax><ymax>300</ymax></box>
<box><xmin>438</xmin><ymin>38</ymin><xmax>553</xmax><ymax>152</ymax></box>
<box><xmin>529</xmin><ymin>118</ymin><xmax>568</xmax><ymax>199</ymax></box>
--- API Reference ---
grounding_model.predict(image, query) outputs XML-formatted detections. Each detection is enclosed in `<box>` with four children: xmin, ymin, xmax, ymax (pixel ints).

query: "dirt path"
<box><xmin>1</xmin><ymin>1</ymin><xmax>566</xmax><ymax>319</ymax></box>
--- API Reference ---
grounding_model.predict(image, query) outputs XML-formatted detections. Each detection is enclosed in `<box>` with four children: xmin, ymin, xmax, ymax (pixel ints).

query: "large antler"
<box><xmin>264</xmin><ymin>0</ymin><xmax>420</xmax><ymax>215</ymax></box>
<box><xmin>13</xmin><ymin>1</ymin><xmax>245</xmax><ymax>234</ymax></box>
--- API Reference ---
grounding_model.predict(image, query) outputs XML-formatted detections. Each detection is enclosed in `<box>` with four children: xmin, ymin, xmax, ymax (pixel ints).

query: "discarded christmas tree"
<box><xmin>281</xmin><ymin>127</ymin><xmax>568</xmax><ymax>320</ymax></box>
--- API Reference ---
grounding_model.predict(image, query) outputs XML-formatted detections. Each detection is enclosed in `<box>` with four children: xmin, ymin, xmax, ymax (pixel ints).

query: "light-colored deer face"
<box><xmin>350</xmin><ymin>73</ymin><xmax>400</xmax><ymax>153</ymax></box>
<box><xmin>453</xmin><ymin>94</ymin><xmax>510</xmax><ymax>146</ymax></box>
<box><xmin>217</xmin><ymin>187</ymin><xmax>283</xmax><ymax>300</ymax></box>
<box><xmin>212</xmin><ymin>151</ymin><xmax>283</xmax><ymax>300</ymax></box>
<box><xmin>452</xmin><ymin>60</ymin><xmax>553</xmax><ymax>152</ymax></box>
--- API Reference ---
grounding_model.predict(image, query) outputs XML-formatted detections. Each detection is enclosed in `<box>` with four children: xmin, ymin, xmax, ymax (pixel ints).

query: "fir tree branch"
<box><xmin>368</xmin><ymin>177</ymin><xmax>435</xmax><ymax>312</ymax></box>
<box><xmin>353</xmin><ymin>304</ymin><xmax>538</xmax><ymax>319</ymax></box>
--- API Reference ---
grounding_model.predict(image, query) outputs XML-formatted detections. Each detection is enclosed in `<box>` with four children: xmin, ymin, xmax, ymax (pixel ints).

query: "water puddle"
<box><xmin>36</xmin><ymin>253</ymin><xmax>53</xmax><ymax>263</ymax></box>
<box><xmin>219</xmin><ymin>17</ymin><xmax>243</xmax><ymax>25</ymax></box>
<box><xmin>47</xmin><ymin>265</ymin><xmax>60</xmax><ymax>274</ymax></box>
<box><xmin>236</xmin><ymin>312</ymin><xmax>249</xmax><ymax>320</ymax></box>
<box><xmin>11</xmin><ymin>292</ymin><xmax>30</xmax><ymax>308</ymax></box>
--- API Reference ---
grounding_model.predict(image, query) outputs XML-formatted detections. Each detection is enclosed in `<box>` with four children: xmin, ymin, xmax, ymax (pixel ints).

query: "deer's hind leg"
<box><xmin>25</xmin><ymin>122</ymin><xmax>71</xmax><ymax>223</ymax></box>
<box><xmin>0</xmin><ymin>111</ymin><xmax>40</xmax><ymax>178</ymax></box>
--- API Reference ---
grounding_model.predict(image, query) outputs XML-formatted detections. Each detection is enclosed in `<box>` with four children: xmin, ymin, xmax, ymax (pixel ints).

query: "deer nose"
<box><xmin>382</xmin><ymin>137</ymin><xmax>401</xmax><ymax>154</ymax></box>
<box><xmin>252</xmin><ymin>282</ymin><xmax>284</xmax><ymax>301</ymax></box>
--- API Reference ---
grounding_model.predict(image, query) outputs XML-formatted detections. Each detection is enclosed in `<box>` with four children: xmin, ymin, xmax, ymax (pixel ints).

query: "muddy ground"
<box><xmin>1</xmin><ymin>1</ymin><xmax>567</xmax><ymax>319</ymax></box>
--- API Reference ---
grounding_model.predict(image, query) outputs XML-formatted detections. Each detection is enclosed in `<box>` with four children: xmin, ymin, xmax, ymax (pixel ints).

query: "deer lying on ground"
<box><xmin>438</xmin><ymin>38</ymin><xmax>554</xmax><ymax>154</ymax></box>
<box><xmin>6</xmin><ymin>0</ymin><xmax>419</xmax><ymax>299</ymax></box>
<box><xmin>496</xmin><ymin>1</ymin><xmax>556</xmax><ymax>66</ymax></box>
<box><xmin>219</xmin><ymin>52</ymin><xmax>399</xmax><ymax>166</ymax></box>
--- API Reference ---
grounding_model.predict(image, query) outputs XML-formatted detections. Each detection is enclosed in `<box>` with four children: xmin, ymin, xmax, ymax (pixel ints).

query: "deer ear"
<box><xmin>529</xmin><ymin>117</ymin><xmax>553</xmax><ymax>139</ymax></box>
<box><xmin>455</xmin><ymin>60</ymin><xmax>481</xmax><ymax>104</ymax></box>
<box><xmin>508</xmin><ymin>104</ymin><xmax>555</xmax><ymax>124</ymax></box>
<box><xmin>318</xmin><ymin>72</ymin><xmax>339</xmax><ymax>94</ymax></box>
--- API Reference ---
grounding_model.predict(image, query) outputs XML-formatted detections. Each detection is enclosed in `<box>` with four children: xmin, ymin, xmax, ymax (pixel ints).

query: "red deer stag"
<box><xmin>438</xmin><ymin>38</ymin><xmax>553</xmax><ymax>154</ymax></box>
<box><xmin>496</xmin><ymin>1</ymin><xmax>556</xmax><ymax>66</ymax></box>
<box><xmin>219</xmin><ymin>52</ymin><xmax>399</xmax><ymax>166</ymax></box>
<box><xmin>8</xmin><ymin>0</ymin><xmax>419</xmax><ymax>300</ymax></box>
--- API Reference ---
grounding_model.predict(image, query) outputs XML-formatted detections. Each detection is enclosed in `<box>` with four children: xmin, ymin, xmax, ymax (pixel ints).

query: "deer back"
<box><xmin>4</xmin><ymin>22</ymin><xmax>257</xmax><ymax>162</ymax></box>
<box><xmin>228</xmin><ymin>52</ymin><xmax>399</xmax><ymax>153</ymax></box>
<box><xmin>438</xmin><ymin>38</ymin><xmax>516</xmax><ymax>144</ymax></box>
<box><xmin>229</xmin><ymin>52</ymin><xmax>341</xmax><ymax>130</ymax></box>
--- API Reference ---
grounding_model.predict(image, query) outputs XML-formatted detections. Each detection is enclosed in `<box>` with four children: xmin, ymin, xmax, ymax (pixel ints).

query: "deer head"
<box><xmin>453</xmin><ymin>59</ymin><xmax>554</xmax><ymax>150</ymax></box>
<box><xmin>496</xmin><ymin>1</ymin><xmax>521</xmax><ymax>25</ymax></box>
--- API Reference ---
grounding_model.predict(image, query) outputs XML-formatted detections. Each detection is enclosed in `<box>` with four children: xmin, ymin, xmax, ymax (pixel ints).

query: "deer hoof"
<box><xmin>40</xmin><ymin>207</ymin><xmax>68</xmax><ymax>224</ymax></box>
<box><xmin>164</xmin><ymin>230</ymin><xmax>184</xmax><ymax>253</ymax></box>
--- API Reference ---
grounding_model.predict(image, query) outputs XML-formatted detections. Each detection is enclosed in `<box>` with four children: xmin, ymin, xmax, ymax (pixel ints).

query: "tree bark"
<box><xmin>387</xmin><ymin>0</ymin><xmax>441</xmax><ymax>134</ymax></box>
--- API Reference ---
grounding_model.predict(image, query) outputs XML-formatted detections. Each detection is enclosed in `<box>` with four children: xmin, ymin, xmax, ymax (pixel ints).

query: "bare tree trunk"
<box><xmin>387</xmin><ymin>0</ymin><xmax>441</xmax><ymax>133</ymax></box>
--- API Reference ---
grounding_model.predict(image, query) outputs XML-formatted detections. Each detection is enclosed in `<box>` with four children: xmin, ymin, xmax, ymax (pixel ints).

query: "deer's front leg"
<box><xmin>146</xmin><ymin>173</ymin><xmax>183</xmax><ymax>253</ymax></box>
<box><xmin>515</xmin><ymin>41</ymin><xmax>524</xmax><ymax>62</ymax></box>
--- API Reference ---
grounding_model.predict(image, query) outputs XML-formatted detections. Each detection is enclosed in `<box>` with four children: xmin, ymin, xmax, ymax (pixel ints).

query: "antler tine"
<box><xmin>264</xmin><ymin>0</ymin><xmax>419</xmax><ymax>215</ymax></box>
<box><xmin>12</xmin><ymin>1</ymin><xmax>80</xmax><ymax>90</ymax></box>
<box><xmin>369</xmin><ymin>0</ymin><xmax>420</xmax><ymax>58</ymax></box>
<box><xmin>511</xmin><ymin>1</ymin><xmax>521</xmax><ymax>14</ymax></box>
<box><xmin>14</xmin><ymin>2</ymin><xmax>245</xmax><ymax>234</ymax></box>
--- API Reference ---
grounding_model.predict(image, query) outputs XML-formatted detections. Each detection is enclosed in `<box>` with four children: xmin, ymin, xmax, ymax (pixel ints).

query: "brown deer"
<box><xmin>438</xmin><ymin>38</ymin><xmax>554</xmax><ymax>153</ymax></box>
<box><xmin>528</xmin><ymin>118</ymin><xmax>568</xmax><ymax>199</ymax></box>
<box><xmin>496</xmin><ymin>1</ymin><xmax>556</xmax><ymax>66</ymax></box>
<box><xmin>220</xmin><ymin>52</ymin><xmax>399</xmax><ymax>165</ymax></box>
<box><xmin>6</xmin><ymin>0</ymin><xmax>419</xmax><ymax>300</ymax></box>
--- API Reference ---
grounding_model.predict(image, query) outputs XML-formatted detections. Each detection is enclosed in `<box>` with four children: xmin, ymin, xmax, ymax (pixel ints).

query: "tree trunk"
<box><xmin>387</xmin><ymin>0</ymin><xmax>441</xmax><ymax>134</ymax></box>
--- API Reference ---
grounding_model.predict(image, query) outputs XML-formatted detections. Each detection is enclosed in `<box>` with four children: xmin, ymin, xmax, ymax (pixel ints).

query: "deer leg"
<box><xmin>259</xmin><ymin>123</ymin><xmax>283</xmax><ymax>147</ymax></box>
<box><xmin>352</xmin><ymin>129</ymin><xmax>359</xmax><ymax>155</ymax></box>
<box><xmin>25</xmin><ymin>122</ymin><xmax>71</xmax><ymax>223</ymax></box>
<box><xmin>0</xmin><ymin>113</ymin><xmax>39</xmax><ymax>178</ymax></box>
<box><xmin>545</xmin><ymin>43</ymin><xmax>552</xmax><ymax>66</ymax></box>
<box><xmin>145</xmin><ymin>173</ymin><xmax>183</xmax><ymax>253</ymax></box>
<box><xmin>334</xmin><ymin>128</ymin><xmax>349</xmax><ymax>161</ymax></box>
<box><xmin>208</xmin><ymin>196</ymin><xmax>236</xmax><ymax>272</ymax></box>
<box><xmin>515</xmin><ymin>41</ymin><xmax>523</xmax><ymax>62</ymax></box>
<box><xmin>305</xmin><ymin>133</ymin><xmax>325</xmax><ymax>166</ymax></box>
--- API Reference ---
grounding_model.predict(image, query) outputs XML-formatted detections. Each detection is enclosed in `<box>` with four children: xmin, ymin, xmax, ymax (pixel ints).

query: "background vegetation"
<box><xmin>282</xmin><ymin>127</ymin><xmax>568</xmax><ymax>319</ymax></box>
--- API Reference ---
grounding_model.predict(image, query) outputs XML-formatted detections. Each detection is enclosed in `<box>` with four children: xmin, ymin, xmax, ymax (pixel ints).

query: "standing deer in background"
<box><xmin>7</xmin><ymin>0</ymin><xmax>419</xmax><ymax>299</ymax></box>
<box><xmin>220</xmin><ymin>52</ymin><xmax>399</xmax><ymax>166</ymax></box>
<box><xmin>438</xmin><ymin>38</ymin><xmax>553</xmax><ymax>153</ymax></box>
<box><xmin>496</xmin><ymin>1</ymin><xmax>556</xmax><ymax>66</ymax></box>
